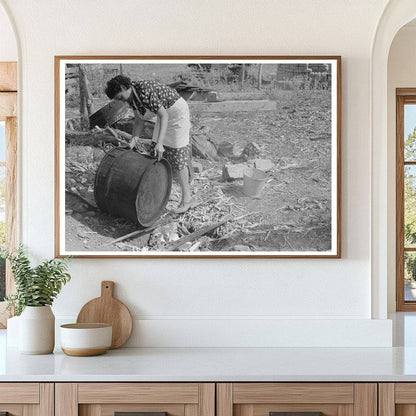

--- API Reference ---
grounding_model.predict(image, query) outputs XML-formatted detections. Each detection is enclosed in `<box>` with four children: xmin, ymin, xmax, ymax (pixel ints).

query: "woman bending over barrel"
<box><xmin>105</xmin><ymin>75</ymin><xmax>192</xmax><ymax>214</ymax></box>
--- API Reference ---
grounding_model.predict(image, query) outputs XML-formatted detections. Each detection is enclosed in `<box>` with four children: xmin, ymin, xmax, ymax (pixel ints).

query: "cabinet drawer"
<box><xmin>217</xmin><ymin>383</ymin><xmax>376</xmax><ymax>416</ymax></box>
<box><xmin>56</xmin><ymin>383</ymin><xmax>215</xmax><ymax>416</ymax></box>
<box><xmin>0</xmin><ymin>383</ymin><xmax>39</xmax><ymax>404</ymax></box>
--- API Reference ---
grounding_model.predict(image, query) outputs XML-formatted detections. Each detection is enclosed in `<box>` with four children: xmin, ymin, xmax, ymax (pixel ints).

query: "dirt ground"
<box><xmin>65</xmin><ymin>89</ymin><xmax>332</xmax><ymax>253</ymax></box>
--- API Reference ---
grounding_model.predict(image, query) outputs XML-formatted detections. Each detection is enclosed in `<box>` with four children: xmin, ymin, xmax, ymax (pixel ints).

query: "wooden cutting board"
<box><xmin>76</xmin><ymin>281</ymin><xmax>133</xmax><ymax>349</ymax></box>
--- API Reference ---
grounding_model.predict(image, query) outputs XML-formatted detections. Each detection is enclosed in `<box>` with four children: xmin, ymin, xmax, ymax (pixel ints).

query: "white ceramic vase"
<box><xmin>19</xmin><ymin>306</ymin><xmax>55</xmax><ymax>354</ymax></box>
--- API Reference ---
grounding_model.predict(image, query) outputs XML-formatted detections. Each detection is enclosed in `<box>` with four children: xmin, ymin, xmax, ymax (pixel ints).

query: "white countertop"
<box><xmin>2</xmin><ymin>329</ymin><xmax>416</xmax><ymax>382</ymax></box>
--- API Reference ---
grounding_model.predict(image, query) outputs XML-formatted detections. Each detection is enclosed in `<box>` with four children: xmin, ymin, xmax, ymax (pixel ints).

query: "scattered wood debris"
<box><xmin>254</xmin><ymin>159</ymin><xmax>274</xmax><ymax>172</ymax></box>
<box><xmin>166</xmin><ymin>216</ymin><xmax>231</xmax><ymax>251</ymax></box>
<box><xmin>222</xmin><ymin>163</ymin><xmax>249</xmax><ymax>181</ymax></box>
<box><xmin>64</xmin><ymin>89</ymin><xmax>333</xmax><ymax>253</ymax></box>
<box><xmin>192</xmin><ymin>134</ymin><xmax>218</xmax><ymax>159</ymax></box>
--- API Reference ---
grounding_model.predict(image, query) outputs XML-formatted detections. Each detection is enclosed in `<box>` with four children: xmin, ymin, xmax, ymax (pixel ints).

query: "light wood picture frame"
<box><xmin>55</xmin><ymin>56</ymin><xmax>341</xmax><ymax>258</ymax></box>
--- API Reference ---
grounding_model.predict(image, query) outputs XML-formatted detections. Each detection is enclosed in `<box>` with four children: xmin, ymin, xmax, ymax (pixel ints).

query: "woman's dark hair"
<box><xmin>105</xmin><ymin>75</ymin><xmax>132</xmax><ymax>99</ymax></box>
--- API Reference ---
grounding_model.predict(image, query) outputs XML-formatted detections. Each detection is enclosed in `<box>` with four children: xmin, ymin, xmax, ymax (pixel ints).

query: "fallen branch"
<box><xmin>166</xmin><ymin>216</ymin><xmax>231</xmax><ymax>251</ymax></box>
<box><xmin>99</xmin><ymin>218</ymin><xmax>174</xmax><ymax>248</ymax></box>
<box><xmin>234</xmin><ymin>211</ymin><xmax>261</xmax><ymax>222</ymax></box>
<box><xmin>65</xmin><ymin>189</ymin><xmax>97</xmax><ymax>209</ymax></box>
<box><xmin>106</xmin><ymin>126</ymin><xmax>130</xmax><ymax>146</ymax></box>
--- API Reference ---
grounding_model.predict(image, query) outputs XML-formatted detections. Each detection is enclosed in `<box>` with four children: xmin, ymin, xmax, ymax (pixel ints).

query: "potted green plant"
<box><xmin>2</xmin><ymin>245</ymin><xmax>71</xmax><ymax>354</ymax></box>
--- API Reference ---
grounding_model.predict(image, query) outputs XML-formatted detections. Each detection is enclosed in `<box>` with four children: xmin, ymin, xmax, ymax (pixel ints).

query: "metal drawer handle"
<box><xmin>270</xmin><ymin>413</ymin><xmax>324</xmax><ymax>416</ymax></box>
<box><xmin>115</xmin><ymin>412</ymin><xmax>168</xmax><ymax>416</ymax></box>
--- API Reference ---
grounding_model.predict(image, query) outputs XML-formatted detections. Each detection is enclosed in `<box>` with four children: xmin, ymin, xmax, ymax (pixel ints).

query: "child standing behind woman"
<box><xmin>105</xmin><ymin>75</ymin><xmax>192</xmax><ymax>214</ymax></box>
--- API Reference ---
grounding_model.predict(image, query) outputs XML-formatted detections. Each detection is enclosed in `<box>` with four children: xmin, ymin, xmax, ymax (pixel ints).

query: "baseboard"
<box><xmin>55</xmin><ymin>317</ymin><xmax>392</xmax><ymax>347</ymax></box>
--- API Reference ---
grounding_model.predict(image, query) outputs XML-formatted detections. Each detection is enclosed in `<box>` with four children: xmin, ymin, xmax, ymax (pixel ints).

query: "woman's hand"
<box><xmin>154</xmin><ymin>142</ymin><xmax>165</xmax><ymax>161</ymax></box>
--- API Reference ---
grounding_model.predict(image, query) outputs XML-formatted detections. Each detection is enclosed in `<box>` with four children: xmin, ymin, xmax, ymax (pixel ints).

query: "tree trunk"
<box><xmin>241</xmin><ymin>64</ymin><xmax>246</xmax><ymax>88</ymax></box>
<box><xmin>79</xmin><ymin>64</ymin><xmax>93</xmax><ymax>130</ymax></box>
<box><xmin>257</xmin><ymin>64</ymin><xmax>263</xmax><ymax>90</ymax></box>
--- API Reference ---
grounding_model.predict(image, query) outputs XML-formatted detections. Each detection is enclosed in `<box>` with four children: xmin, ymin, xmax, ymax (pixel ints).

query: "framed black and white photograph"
<box><xmin>55</xmin><ymin>56</ymin><xmax>341</xmax><ymax>258</ymax></box>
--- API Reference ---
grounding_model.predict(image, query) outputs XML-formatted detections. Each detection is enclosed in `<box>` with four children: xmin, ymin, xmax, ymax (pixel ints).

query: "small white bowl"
<box><xmin>60</xmin><ymin>323</ymin><xmax>112</xmax><ymax>356</ymax></box>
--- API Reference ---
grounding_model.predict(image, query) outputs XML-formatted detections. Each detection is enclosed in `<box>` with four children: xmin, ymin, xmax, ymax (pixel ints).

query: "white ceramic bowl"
<box><xmin>60</xmin><ymin>323</ymin><xmax>112</xmax><ymax>356</ymax></box>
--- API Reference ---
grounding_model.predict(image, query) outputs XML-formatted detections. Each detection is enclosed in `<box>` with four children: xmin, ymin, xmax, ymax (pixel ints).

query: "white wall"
<box><xmin>387</xmin><ymin>25</ymin><xmax>416</xmax><ymax>312</ymax></box>
<box><xmin>0</xmin><ymin>3</ymin><xmax>17</xmax><ymax>61</ymax></box>
<box><xmin>0</xmin><ymin>0</ymin><xmax>393</xmax><ymax>346</ymax></box>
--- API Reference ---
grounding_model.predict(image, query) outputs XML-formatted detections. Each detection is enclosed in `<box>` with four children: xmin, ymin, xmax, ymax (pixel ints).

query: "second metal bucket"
<box><xmin>243</xmin><ymin>167</ymin><xmax>267</xmax><ymax>197</ymax></box>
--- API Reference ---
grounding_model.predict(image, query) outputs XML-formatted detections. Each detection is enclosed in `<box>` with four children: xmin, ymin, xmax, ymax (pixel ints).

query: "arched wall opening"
<box><xmin>387</xmin><ymin>19</ymin><xmax>416</xmax><ymax>313</ymax></box>
<box><xmin>371</xmin><ymin>0</ymin><xmax>416</xmax><ymax>319</ymax></box>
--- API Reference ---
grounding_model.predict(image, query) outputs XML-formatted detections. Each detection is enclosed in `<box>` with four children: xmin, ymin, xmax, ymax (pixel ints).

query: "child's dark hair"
<box><xmin>105</xmin><ymin>75</ymin><xmax>132</xmax><ymax>99</ymax></box>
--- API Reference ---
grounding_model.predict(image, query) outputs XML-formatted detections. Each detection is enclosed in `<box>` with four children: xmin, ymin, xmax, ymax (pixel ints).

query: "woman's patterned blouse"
<box><xmin>129</xmin><ymin>80</ymin><xmax>180</xmax><ymax>115</ymax></box>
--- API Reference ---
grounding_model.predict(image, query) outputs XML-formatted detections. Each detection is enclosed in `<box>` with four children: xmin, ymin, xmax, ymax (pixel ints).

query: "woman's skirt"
<box><xmin>152</xmin><ymin>97</ymin><xmax>190</xmax><ymax>148</ymax></box>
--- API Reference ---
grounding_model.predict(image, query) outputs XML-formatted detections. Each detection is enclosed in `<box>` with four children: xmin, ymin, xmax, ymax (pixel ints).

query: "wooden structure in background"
<box><xmin>0</xmin><ymin>61</ymin><xmax>17</xmax><ymax>328</ymax></box>
<box><xmin>78</xmin><ymin>64</ymin><xmax>93</xmax><ymax>129</ymax></box>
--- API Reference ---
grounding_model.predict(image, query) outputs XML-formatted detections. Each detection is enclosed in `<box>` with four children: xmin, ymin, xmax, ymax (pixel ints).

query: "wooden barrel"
<box><xmin>94</xmin><ymin>148</ymin><xmax>172</xmax><ymax>227</ymax></box>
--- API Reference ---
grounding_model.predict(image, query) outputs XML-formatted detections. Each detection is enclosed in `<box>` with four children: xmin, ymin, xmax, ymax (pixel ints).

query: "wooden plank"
<box><xmin>39</xmin><ymin>383</ymin><xmax>54</xmax><ymax>416</ymax></box>
<box><xmin>217</xmin><ymin>384</ymin><xmax>233</xmax><ymax>416</ymax></box>
<box><xmin>199</xmin><ymin>383</ymin><xmax>215</xmax><ymax>416</ymax></box>
<box><xmin>379</xmin><ymin>384</ymin><xmax>395</xmax><ymax>416</ymax></box>
<box><xmin>0</xmin><ymin>383</ymin><xmax>39</xmax><ymax>403</ymax></box>
<box><xmin>353</xmin><ymin>384</ymin><xmax>377</xmax><ymax>416</ymax></box>
<box><xmin>166</xmin><ymin>218</ymin><xmax>230</xmax><ymax>251</ymax></box>
<box><xmin>55</xmin><ymin>383</ymin><xmax>78</xmax><ymax>416</ymax></box>
<box><xmin>189</xmin><ymin>100</ymin><xmax>277</xmax><ymax>113</ymax></box>
<box><xmin>233</xmin><ymin>383</ymin><xmax>354</xmax><ymax>404</ymax></box>
<box><xmin>0</xmin><ymin>93</ymin><xmax>17</xmax><ymax>119</ymax></box>
<box><xmin>78</xmin><ymin>383</ymin><xmax>199</xmax><ymax>404</ymax></box>
<box><xmin>0</xmin><ymin>62</ymin><xmax>17</xmax><ymax>91</ymax></box>
<box><xmin>215</xmin><ymin>92</ymin><xmax>267</xmax><ymax>101</ymax></box>
<box><xmin>394</xmin><ymin>384</ymin><xmax>416</xmax><ymax>403</ymax></box>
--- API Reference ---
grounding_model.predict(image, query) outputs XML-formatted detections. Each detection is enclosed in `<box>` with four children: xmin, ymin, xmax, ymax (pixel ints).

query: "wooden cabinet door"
<box><xmin>378</xmin><ymin>383</ymin><xmax>416</xmax><ymax>416</ymax></box>
<box><xmin>217</xmin><ymin>383</ymin><xmax>377</xmax><ymax>416</ymax></box>
<box><xmin>0</xmin><ymin>383</ymin><xmax>53</xmax><ymax>416</ymax></box>
<box><xmin>56</xmin><ymin>383</ymin><xmax>215</xmax><ymax>416</ymax></box>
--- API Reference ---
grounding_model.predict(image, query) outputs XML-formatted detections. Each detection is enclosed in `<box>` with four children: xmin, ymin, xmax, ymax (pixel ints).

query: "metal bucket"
<box><xmin>94</xmin><ymin>148</ymin><xmax>172</xmax><ymax>226</ymax></box>
<box><xmin>243</xmin><ymin>167</ymin><xmax>267</xmax><ymax>197</ymax></box>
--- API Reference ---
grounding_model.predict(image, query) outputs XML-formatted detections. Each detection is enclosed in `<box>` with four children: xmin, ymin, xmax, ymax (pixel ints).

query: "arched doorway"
<box><xmin>371</xmin><ymin>0</ymin><xmax>416</xmax><ymax>319</ymax></box>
